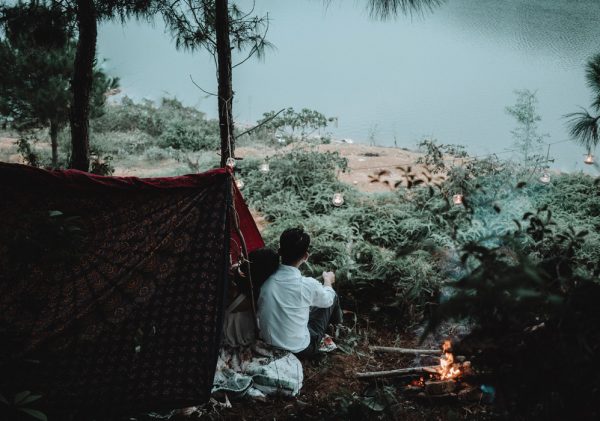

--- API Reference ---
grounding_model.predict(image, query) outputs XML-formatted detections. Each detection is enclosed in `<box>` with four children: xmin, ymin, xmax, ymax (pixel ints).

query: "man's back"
<box><xmin>257</xmin><ymin>265</ymin><xmax>334</xmax><ymax>353</ymax></box>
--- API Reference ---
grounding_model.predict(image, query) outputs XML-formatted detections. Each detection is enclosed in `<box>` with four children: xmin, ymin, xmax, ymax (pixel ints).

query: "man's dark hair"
<box><xmin>279</xmin><ymin>227</ymin><xmax>310</xmax><ymax>265</ymax></box>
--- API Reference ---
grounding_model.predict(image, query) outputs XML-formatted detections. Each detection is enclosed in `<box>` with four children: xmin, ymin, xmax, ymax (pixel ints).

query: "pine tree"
<box><xmin>0</xmin><ymin>2</ymin><xmax>117</xmax><ymax>168</ymax></box>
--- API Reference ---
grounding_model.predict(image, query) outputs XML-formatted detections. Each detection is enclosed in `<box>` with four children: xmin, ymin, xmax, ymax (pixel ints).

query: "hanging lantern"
<box><xmin>332</xmin><ymin>193</ymin><xmax>344</xmax><ymax>207</ymax></box>
<box><xmin>235</xmin><ymin>179</ymin><xmax>245</xmax><ymax>190</ymax></box>
<box><xmin>452</xmin><ymin>194</ymin><xmax>463</xmax><ymax>205</ymax></box>
<box><xmin>584</xmin><ymin>154</ymin><xmax>594</xmax><ymax>165</ymax></box>
<box><xmin>259</xmin><ymin>162</ymin><xmax>270</xmax><ymax>173</ymax></box>
<box><xmin>226</xmin><ymin>157</ymin><xmax>236</xmax><ymax>168</ymax></box>
<box><xmin>539</xmin><ymin>173</ymin><xmax>551</xmax><ymax>184</ymax></box>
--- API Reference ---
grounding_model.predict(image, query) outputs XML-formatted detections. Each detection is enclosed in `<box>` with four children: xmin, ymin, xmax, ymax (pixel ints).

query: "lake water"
<box><xmin>97</xmin><ymin>0</ymin><xmax>600</xmax><ymax>172</ymax></box>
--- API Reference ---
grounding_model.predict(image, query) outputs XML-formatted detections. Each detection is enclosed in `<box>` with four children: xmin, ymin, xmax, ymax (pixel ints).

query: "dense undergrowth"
<box><xmin>238</xmin><ymin>142</ymin><xmax>600</xmax><ymax>419</ymax></box>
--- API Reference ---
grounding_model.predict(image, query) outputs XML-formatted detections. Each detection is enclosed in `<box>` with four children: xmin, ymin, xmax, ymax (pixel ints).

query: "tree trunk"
<box><xmin>70</xmin><ymin>0</ymin><xmax>97</xmax><ymax>172</ymax></box>
<box><xmin>215</xmin><ymin>0</ymin><xmax>235</xmax><ymax>167</ymax></box>
<box><xmin>50</xmin><ymin>120</ymin><xmax>59</xmax><ymax>169</ymax></box>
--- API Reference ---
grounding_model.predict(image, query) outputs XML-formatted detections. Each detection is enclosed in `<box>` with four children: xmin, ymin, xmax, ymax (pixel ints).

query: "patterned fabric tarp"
<box><xmin>0</xmin><ymin>163</ymin><xmax>263</xmax><ymax>413</ymax></box>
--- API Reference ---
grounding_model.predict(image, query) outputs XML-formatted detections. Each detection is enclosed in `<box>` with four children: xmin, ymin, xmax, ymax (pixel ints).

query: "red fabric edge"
<box><xmin>0</xmin><ymin>162</ymin><xmax>228</xmax><ymax>191</ymax></box>
<box><xmin>232</xmin><ymin>182</ymin><xmax>265</xmax><ymax>254</ymax></box>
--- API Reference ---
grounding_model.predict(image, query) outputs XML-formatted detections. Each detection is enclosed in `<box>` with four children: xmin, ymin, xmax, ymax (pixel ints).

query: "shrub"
<box><xmin>255</xmin><ymin>107</ymin><xmax>334</xmax><ymax>144</ymax></box>
<box><xmin>425</xmin><ymin>212</ymin><xmax>600</xmax><ymax>420</ymax></box>
<box><xmin>143</xmin><ymin>146</ymin><xmax>173</xmax><ymax>162</ymax></box>
<box><xmin>242</xmin><ymin>149</ymin><xmax>445</xmax><ymax>321</ymax></box>
<box><xmin>158</xmin><ymin>120</ymin><xmax>216</xmax><ymax>151</ymax></box>
<box><xmin>91</xmin><ymin>97</ymin><xmax>220</xmax><ymax>152</ymax></box>
<box><xmin>90</xmin><ymin>130</ymin><xmax>157</xmax><ymax>156</ymax></box>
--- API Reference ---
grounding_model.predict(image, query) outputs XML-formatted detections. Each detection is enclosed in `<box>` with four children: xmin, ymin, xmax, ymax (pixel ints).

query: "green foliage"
<box><xmin>0</xmin><ymin>390</ymin><xmax>47</xmax><ymax>421</ymax></box>
<box><xmin>160</xmin><ymin>0</ymin><xmax>272</xmax><ymax>57</ymax></box>
<box><xmin>334</xmin><ymin>385</ymin><xmax>399</xmax><ymax>420</ymax></box>
<box><xmin>367</xmin><ymin>0</ymin><xmax>445</xmax><ymax>20</ymax></box>
<box><xmin>566</xmin><ymin>108</ymin><xmax>599</xmax><ymax>153</ymax></box>
<box><xmin>0</xmin><ymin>1</ymin><xmax>118</xmax><ymax>167</ymax></box>
<box><xmin>359</xmin><ymin>138</ymin><xmax>600</xmax><ymax>419</ymax></box>
<box><xmin>92</xmin><ymin>97</ymin><xmax>219</xmax><ymax>152</ymax></box>
<box><xmin>566</xmin><ymin>54</ymin><xmax>600</xmax><ymax>153</ymax></box>
<box><xmin>416</xmin><ymin>138</ymin><xmax>467</xmax><ymax>173</ymax></box>
<box><xmin>586</xmin><ymin>53</ymin><xmax>600</xmax><ymax>110</ymax></box>
<box><xmin>506</xmin><ymin>89</ymin><xmax>548</xmax><ymax>164</ymax></box>
<box><xmin>242</xmin><ymin>149</ymin><xmax>444</xmax><ymax>320</ymax></box>
<box><xmin>159</xmin><ymin>119</ymin><xmax>216</xmax><ymax>151</ymax></box>
<box><xmin>15</xmin><ymin>137</ymin><xmax>41</xmax><ymax>168</ymax></box>
<box><xmin>424</xmin><ymin>191</ymin><xmax>600</xmax><ymax>419</ymax></box>
<box><xmin>241</xmin><ymin>148</ymin><xmax>349</xmax><ymax>217</ymax></box>
<box><xmin>90</xmin><ymin>153</ymin><xmax>115</xmax><ymax>176</ymax></box>
<box><xmin>256</xmin><ymin>108</ymin><xmax>333</xmax><ymax>145</ymax></box>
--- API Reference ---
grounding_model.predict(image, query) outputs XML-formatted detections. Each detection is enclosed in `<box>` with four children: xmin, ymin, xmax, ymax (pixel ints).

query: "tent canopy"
<box><xmin>0</xmin><ymin>163</ymin><xmax>263</xmax><ymax>413</ymax></box>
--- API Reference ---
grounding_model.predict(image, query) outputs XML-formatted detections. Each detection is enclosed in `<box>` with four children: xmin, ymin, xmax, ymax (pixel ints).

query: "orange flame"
<box><xmin>439</xmin><ymin>340</ymin><xmax>461</xmax><ymax>380</ymax></box>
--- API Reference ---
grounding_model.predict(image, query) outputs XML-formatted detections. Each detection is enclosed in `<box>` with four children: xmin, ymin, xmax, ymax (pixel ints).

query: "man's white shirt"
<box><xmin>257</xmin><ymin>264</ymin><xmax>335</xmax><ymax>353</ymax></box>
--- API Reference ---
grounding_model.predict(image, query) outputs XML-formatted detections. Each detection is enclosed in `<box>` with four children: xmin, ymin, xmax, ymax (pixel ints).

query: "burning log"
<box><xmin>370</xmin><ymin>346</ymin><xmax>440</xmax><ymax>355</ymax></box>
<box><xmin>355</xmin><ymin>365</ymin><xmax>439</xmax><ymax>379</ymax></box>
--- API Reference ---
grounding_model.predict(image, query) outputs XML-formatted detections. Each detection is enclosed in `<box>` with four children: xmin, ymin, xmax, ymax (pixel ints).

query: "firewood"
<box><xmin>370</xmin><ymin>346</ymin><xmax>440</xmax><ymax>355</ymax></box>
<box><xmin>355</xmin><ymin>365</ymin><xmax>439</xmax><ymax>379</ymax></box>
<box><xmin>403</xmin><ymin>385</ymin><xmax>424</xmax><ymax>394</ymax></box>
<box><xmin>415</xmin><ymin>392</ymin><xmax>458</xmax><ymax>402</ymax></box>
<box><xmin>425</xmin><ymin>380</ymin><xmax>456</xmax><ymax>395</ymax></box>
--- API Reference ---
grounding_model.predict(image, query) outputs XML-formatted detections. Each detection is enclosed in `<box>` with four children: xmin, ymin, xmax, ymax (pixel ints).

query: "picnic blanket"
<box><xmin>212</xmin><ymin>341</ymin><xmax>304</xmax><ymax>399</ymax></box>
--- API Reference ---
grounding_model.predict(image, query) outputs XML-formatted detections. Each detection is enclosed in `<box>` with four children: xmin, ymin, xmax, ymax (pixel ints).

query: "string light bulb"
<box><xmin>226</xmin><ymin>157</ymin><xmax>236</xmax><ymax>168</ymax></box>
<box><xmin>584</xmin><ymin>154</ymin><xmax>594</xmax><ymax>165</ymax></box>
<box><xmin>259</xmin><ymin>162</ymin><xmax>270</xmax><ymax>173</ymax></box>
<box><xmin>332</xmin><ymin>193</ymin><xmax>344</xmax><ymax>207</ymax></box>
<box><xmin>235</xmin><ymin>179</ymin><xmax>245</xmax><ymax>190</ymax></box>
<box><xmin>539</xmin><ymin>173</ymin><xmax>551</xmax><ymax>184</ymax></box>
<box><xmin>452</xmin><ymin>194</ymin><xmax>463</xmax><ymax>206</ymax></box>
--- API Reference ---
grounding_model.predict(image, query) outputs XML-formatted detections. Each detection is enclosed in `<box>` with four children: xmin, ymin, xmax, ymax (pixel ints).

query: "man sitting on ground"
<box><xmin>257</xmin><ymin>228</ymin><xmax>342</xmax><ymax>357</ymax></box>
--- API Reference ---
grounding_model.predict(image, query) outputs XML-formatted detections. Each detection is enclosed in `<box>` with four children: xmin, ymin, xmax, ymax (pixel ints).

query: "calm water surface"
<box><xmin>98</xmin><ymin>0</ymin><xmax>600</xmax><ymax>171</ymax></box>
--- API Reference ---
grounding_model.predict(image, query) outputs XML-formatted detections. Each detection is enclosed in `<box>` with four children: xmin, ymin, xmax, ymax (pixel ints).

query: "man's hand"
<box><xmin>322</xmin><ymin>271</ymin><xmax>335</xmax><ymax>288</ymax></box>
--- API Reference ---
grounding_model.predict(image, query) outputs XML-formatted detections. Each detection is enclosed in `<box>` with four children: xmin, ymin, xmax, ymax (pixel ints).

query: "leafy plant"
<box><xmin>0</xmin><ymin>390</ymin><xmax>47</xmax><ymax>421</ymax></box>
<box><xmin>424</xmin><ymin>206</ymin><xmax>600</xmax><ymax>420</ymax></box>
<box><xmin>0</xmin><ymin>2</ymin><xmax>117</xmax><ymax>168</ymax></box>
<box><xmin>506</xmin><ymin>89</ymin><xmax>548</xmax><ymax>165</ymax></box>
<box><xmin>242</xmin><ymin>149</ymin><xmax>445</xmax><ymax>321</ymax></box>
<box><xmin>92</xmin><ymin>97</ymin><xmax>220</xmax><ymax>153</ymax></box>
<box><xmin>90</xmin><ymin>153</ymin><xmax>115</xmax><ymax>176</ymax></box>
<box><xmin>566</xmin><ymin>54</ymin><xmax>600</xmax><ymax>154</ymax></box>
<box><xmin>256</xmin><ymin>108</ymin><xmax>333</xmax><ymax>144</ymax></box>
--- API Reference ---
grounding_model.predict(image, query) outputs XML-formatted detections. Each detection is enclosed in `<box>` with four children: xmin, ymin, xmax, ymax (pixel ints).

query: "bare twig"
<box><xmin>356</xmin><ymin>366</ymin><xmax>439</xmax><ymax>379</ymax></box>
<box><xmin>235</xmin><ymin>107</ymin><xmax>285</xmax><ymax>139</ymax></box>
<box><xmin>189</xmin><ymin>75</ymin><xmax>217</xmax><ymax>97</ymax></box>
<box><xmin>370</xmin><ymin>346</ymin><xmax>439</xmax><ymax>355</ymax></box>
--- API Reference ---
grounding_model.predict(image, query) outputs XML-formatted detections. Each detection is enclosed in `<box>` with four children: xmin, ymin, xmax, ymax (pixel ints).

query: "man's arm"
<box><xmin>308</xmin><ymin>271</ymin><xmax>336</xmax><ymax>308</ymax></box>
<box><xmin>322</xmin><ymin>271</ymin><xmax>335</xmax><ymax>288</ymax></box>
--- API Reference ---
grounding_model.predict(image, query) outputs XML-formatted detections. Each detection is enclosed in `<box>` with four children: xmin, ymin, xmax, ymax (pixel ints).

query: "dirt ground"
<box><xmin>181</xmin><ymin>321</ymin><xmax>494</xmax><ymax>421</ymax></box>
<box><xmin>0</xmin><ymin>136</ymin><xmax>441</xmax><ymax>193</ymax></box>
<box><xmin>237</xmin><ymin>142</ymin><xmax>445</xmax><ymax>193</ymax></box>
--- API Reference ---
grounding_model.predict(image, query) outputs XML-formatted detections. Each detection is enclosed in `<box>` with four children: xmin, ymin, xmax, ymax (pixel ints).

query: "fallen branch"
<box><xmin>370</xmin><ymin>346</ymin><xmax>439</xmax><ymax>355</ymax></box>
<box><xmin>356</xmin><ymin>366</ymin><xmax>439</xmax><ymax>379</ymax></box>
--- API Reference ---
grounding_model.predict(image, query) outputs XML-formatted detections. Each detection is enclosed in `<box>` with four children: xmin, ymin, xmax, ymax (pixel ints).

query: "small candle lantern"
<box><xmin>332</xmin><ymin>193</ymin><xmax>344</xmax><ymax>207</ymax></box>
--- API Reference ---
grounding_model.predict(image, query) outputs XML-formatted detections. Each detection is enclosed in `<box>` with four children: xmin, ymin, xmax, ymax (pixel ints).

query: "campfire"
<box><xmin>358</xmin><ymin>340</ymin><xmax>484</xmax><ymax>402</ymax></box>
<box><xmin>404</xmin><ymin>340</ymin><xmax>478</xmax><ymax>400</ymax></box>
